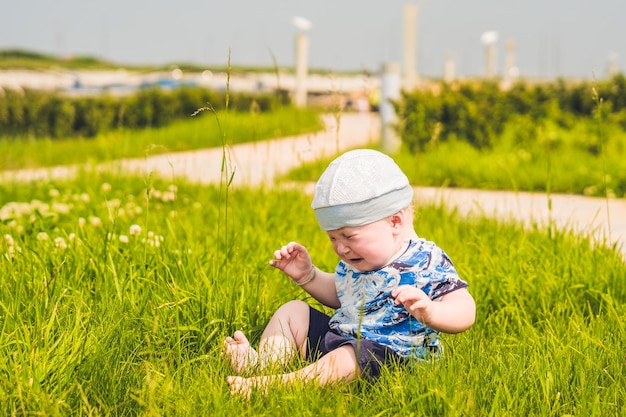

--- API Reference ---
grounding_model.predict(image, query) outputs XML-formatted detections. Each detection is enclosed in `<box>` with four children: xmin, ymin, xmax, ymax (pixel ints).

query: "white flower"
<box><xmin>49</xmin><ymin>189</ymin><xmax>60</xmax><ymax>198</ymax></box>
<box><xmin>78</xmin><ymin>217</ymin><xmax>86</xmax><ymax>228</ymax></box>
<box><xmin>89</xmin><ymin>216</ymin><xmax>102</xmax><ymax>227</ymax></box>
<box><xmin>129</xmin><ymin>224</ymin><xmax>142</xmax><ymax>236</ymax></box>
<box><xmin>161</xmin><ymin>191</ymin><xmax>176</xmax><ymax>202</ymax></box>
<box><xmin>119</xmin><ymin>235</ymin><xmax>129</xmax><ymax>244</ymax></box>
<box><xmin>51</xmin><ymin>202</ymin><xmax>71</xmax><ymax>214</ymax></box>
<box><xmin>37</xmin><ymin>232</ymin><xmax>49</xmax><ymax>241</ymax></box>
<box><xmin>54</xmin><ymin>237</ymin><xmax>67</xmax><ymax>250</ymax></box>
<box><xmin>4</xmin><ymin>234</ymin><xmax>14</xmax><ymax>247</ymax></box>
<box><xmin>101</xmin><ymin>183</ymin><xmax>112</xmax><ymax>193</ymax></box>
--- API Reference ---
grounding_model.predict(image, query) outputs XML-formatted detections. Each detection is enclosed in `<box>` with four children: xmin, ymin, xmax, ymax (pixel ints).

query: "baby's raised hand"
<box><xmin>391</xmin><ymin>285</ymin><xmax>434</xmax><ymax>324</ymax></box>
<box><xmin>269</xmin><ymin>242</ymin><xmax>312</xmax><ymax>282</ymax></box>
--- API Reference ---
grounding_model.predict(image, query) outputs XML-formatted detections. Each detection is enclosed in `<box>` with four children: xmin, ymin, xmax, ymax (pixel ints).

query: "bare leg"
<box><xmin>227</xmin><ymin>345</ymin><xmax>359</xmax><ymax>397</ymax></box>
<box><xmin>258</xmin><ymin>300</ymin><xmax>311</xmax><ymax>365</ymax></box>
<box><xmin>223</xmin><ymin>300</ymin><xmax>311</xmax><ymax>375</ymax></box>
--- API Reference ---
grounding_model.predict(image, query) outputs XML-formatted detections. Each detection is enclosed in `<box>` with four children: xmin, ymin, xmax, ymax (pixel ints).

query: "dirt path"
<box><xmin>413</xmin><ymin>186</ymin><xmax>626</xmax><ymax>260</ymax></box>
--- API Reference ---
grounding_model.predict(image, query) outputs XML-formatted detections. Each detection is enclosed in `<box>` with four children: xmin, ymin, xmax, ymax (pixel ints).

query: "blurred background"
<box><xmin>1</xmin><ymin>0</ymin><xmax>623</xmax><ymax>86</ymax></box>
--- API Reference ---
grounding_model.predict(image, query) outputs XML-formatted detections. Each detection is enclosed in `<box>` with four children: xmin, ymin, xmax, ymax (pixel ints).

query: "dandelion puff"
<box><xmin>52</xmin><ymin>202</ymin><xmax>71</xmax><ymax>214</ymax></box>
<box><xmin>162</xmin><ymin>191</ymin><xmax>176</xmax><ymax>203</ymax></box>
<box><xmin>89</xmin><ymin>216</ymin><xmax>102</xmax><ymax>227</ymax></box>
<box><xmin>129</xmin><ymin>224</ymin><xmax>142</xmax><ymax>236</ymax></box>
<box><xmin>54</xmin><ymin>237</ymin><xmax>67</xmax><ymax>250</ymax></box>
<box><xmin>119</xmin><ymin>235</ymin><xmax>129</xmax><ymax>244</ymax></box>
<box><xmin>4</xmin><ymin>234</ymin><xmax>15</xmax><ymax>247</ymax></box>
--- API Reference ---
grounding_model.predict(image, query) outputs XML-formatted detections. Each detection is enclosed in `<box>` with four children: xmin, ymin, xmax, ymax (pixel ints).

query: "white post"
<box><xmin>481</xmin><ymin>31</ymin><xmax>499</xmax><ymax>79</ymax></box>
<box><xmin>444</xmin><ymin>52</ymin><xmax>456</xmax><ymax>83</ymax></box>
<box><xmin>294</xmin><ymin>32</ymin><xmax>308</xmax><ymax>106</ymax></box>
<box><xmin>402</xmin><ymin>3</ymin><xmax>420</xmax><ymax>90</ymax></box>
<box><xmin>503</xmin><ymin>39</ymin><xmax>519</xmax><ymax>87</ymax></box>
<box><xmin>293</xmin><ymin>16</ymin><xmax>312</xmax><ymax>107</ymax></box>
<box><xmin>380</xmin><ymin>62</ymin><xmax>402</xmax><ymax>154</ymax></box>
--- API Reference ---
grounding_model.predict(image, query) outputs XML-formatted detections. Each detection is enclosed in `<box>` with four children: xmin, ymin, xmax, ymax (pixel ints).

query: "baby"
<box><xmin>223</xmin><ymin>149</ymin><xmax>476</xmax><ymax>396</ymax></box>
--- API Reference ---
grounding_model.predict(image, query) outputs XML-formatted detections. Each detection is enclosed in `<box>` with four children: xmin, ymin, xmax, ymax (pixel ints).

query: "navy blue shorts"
<box><xmin>305</xmin><ymin>307</ymin><xmax>406</xmax><ymax>379</ymax></box>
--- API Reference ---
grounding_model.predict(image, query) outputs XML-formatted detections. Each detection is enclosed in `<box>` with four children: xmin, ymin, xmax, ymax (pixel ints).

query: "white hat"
<box><xmin>311</xmin><ymin>149</ymin><xmax>414</xmax><ymax>231</ymax></box>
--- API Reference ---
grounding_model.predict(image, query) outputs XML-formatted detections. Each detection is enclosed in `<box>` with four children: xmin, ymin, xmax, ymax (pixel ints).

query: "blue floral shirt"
<box><xmin>329</xmin><ymin>238</ymin><xmax>468</xmax><ymax>359</ymax></box>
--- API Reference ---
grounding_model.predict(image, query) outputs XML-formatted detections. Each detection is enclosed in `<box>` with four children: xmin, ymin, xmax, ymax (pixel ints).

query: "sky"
<box><xmin>1</xmin><ymin>0</ymin><xmax>624</xmax><ymax>80</ymax></box>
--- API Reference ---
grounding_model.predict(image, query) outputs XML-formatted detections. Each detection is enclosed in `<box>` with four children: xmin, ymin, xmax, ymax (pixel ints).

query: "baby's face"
<box><xmin>326</xmin><ymin>217</ymin><xmax>403</xmax><ymax>272</ymax></box>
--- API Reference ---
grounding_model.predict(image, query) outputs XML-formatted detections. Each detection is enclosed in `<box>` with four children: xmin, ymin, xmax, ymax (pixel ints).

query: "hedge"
<box><xmin>395</xmin><ymin>74</ymin><xmax>626</xmax><ymax>152</ymax></box>
<box><xmin>0</xmin><ymin>86</ymin><xmax>290</xmax><ymax>139</ymax></box>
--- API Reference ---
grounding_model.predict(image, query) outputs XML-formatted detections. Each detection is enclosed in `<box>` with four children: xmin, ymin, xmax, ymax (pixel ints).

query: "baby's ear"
<box><xmin>390</xmin><ymin>212</ymin><xmax>404</xmax><ymax>228</ymax></box>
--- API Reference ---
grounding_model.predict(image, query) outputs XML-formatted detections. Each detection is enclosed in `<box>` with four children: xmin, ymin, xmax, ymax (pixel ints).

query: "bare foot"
<box><xmin>227</xmin><ymin>375</ymin><xmax>275</xmax><ymax>398</ymax></box>
<box><xmin>226</xmin><ymin>375</ymin><xmax>253</xmax><ymax>398</ymax></box>
<box><xmin>222</xmin><ymin>330</ymin><xmax>259</xmax><ymax>374</ymax></box>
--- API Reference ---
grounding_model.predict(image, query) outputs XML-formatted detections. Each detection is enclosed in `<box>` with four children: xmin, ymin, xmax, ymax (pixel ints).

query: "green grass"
<box><xmin>0</xmin><ymin>107</ymin><xmax>324</xmax><ymax>171</ymax></box>
<box><xmin>1</xmin><ymin>170</ymin><xmax>624</xmax><ymax>415</ymax></box>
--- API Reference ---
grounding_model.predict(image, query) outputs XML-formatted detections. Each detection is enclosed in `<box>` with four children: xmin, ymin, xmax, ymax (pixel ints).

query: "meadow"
<box><xmin>1</xmin><ymin>159</ymin><xmax>625</xmax><ymax>415</ymax></box>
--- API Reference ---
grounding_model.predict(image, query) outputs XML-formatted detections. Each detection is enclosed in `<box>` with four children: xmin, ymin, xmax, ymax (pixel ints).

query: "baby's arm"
<box><xmin>270</xmin><ymin>242</ymin><xmax>340</xmax><ymax>308</ymax></box>
<box><xmin>391</xmin><ymin>286</ymin><xmax>475</xmax><ymax>333</ymax></box>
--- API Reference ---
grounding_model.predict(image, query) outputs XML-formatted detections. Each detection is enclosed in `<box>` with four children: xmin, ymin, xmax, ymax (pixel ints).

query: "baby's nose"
<box><xmin>336</xmin><ymin>242</ymin><xmax>350</xmax><ymax>254</ymax></box>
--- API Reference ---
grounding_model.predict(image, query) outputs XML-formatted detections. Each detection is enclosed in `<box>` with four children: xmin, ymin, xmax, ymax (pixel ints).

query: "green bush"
<box><xmin>0</xmin><ymin>87</ymin><xmax>291</xmax><ymax>139</ymax></box>
<box><xmin>396</xmin><ymin>74</ymin><xmax>626</xmax><ymax>152</ymax></box>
